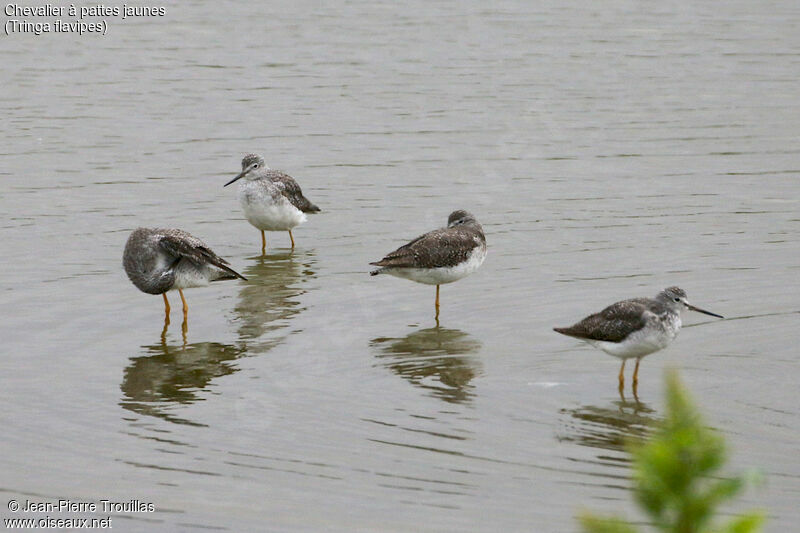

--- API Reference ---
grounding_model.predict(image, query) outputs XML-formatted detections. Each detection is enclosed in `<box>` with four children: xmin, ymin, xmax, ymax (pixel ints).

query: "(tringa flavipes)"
<box><xmin>370</xmin><ymin>210</ymin><xmax>487</xmax><ymax>322</ymax></box>
<box><xmin>553</xmin><ymin>286</ymin><xmax>723</xmax><ymax>396</ymax></box>
<box><xmin>123</xmin><ymin>227</ymin><xmax>246</xmax><ymax>319</ymax></box>
<box><xmin>224</xmin><ymin>154</ymin><xmax>320</xmax><ymax>252</ymax></box>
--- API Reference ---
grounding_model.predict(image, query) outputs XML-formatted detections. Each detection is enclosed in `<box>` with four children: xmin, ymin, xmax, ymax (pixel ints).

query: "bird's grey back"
<box><xmin>371</xmin><ymin>214</ymin><xmax>485</xmax><ymax>270</ymax></box>
<box><xmin>158</xmin><ymin>227</ymin><xmax>209</xmax><ymax>249</ymax></box>
<box><xmin>262</xmin><ymin>169</ymin><xmax>320</xmax><ymax>213</ymax></box>
<box><xmin>123</xmin><ymin>228</ymin><xmax>245</xmax><ymax>294</ymax></box>
<box><xmin>553</xmin><ymin>297</ymin><xmax>658</xmax><ymax>343</ymax></box>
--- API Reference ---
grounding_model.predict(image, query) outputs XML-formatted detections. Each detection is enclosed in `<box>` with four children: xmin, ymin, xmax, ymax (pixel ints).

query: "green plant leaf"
<box><xmin>578</xmin><ymin>512</ymin><xmax>639</xmax><ymax>533</ymax></box>
<box><xmin>714</xmin><ymin>512</ymin><xmax>765</xmax><ymax>533</ymax></box>
<box><xmin>578</xmin><ymin>370</ymin><xmax>765</xmax><ymax>533</ymax></box>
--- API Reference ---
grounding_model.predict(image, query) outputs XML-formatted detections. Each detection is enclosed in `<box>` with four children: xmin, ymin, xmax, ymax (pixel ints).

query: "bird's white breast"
<box><xmin>171</xmin><ymin>263</ymin><xmax>212</xmax><ymax>290</ymax></box>
<box><xmin>238</xmin><ymin>180</ymin><xmax>306</xmax><ymax>231</ymax></box>
<box><xmin>590</xmin><ymin>311</ymin><xmax>681</xmax><ymax>360</ymax></box>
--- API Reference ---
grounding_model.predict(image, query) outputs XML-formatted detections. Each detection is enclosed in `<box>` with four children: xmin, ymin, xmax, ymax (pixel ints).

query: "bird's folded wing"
<box><xmin>268</xmin><ymin>170</ymin><xmax>320</xmax><ymax>213</ymax></box>
<box><xmin>371</xmin><ymin>228</ymin><xmax>479</xmax><ymax>269</ymax></box>
<box><xmin>158</xmin><ymin>233</ymin><xmax>245</xmax><ymax>280</ymax></box>
<box><xmin>564</xmin><ymin>301</ymin><xmax>648</xmax><ymax>343</ymax></box>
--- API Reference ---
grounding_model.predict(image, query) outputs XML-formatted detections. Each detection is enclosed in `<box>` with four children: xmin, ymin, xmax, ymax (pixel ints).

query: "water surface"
<box><xmin>2</xmin><ymin>1</ymin><xmax>799</xmax><ymax>531</ymax></box>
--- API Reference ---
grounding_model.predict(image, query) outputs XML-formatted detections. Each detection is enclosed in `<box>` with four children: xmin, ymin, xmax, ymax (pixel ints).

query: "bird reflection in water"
<box><xmin>120</xmin><ymin>251</ymin><xmax>315</xmax><ymax>426</ymax></box>
<box><xmin>233</xmin><ymin>251</ymin><xmax>316</xmax><ymax>352</ymax></box>
<box><xmin>371</xmin><ymin>328</ymin><xmax>482</xmax><ymax>404</ymax></box>
<box><xmin>160</xmin><ymin>313</ymin><xmax>187</xmax><ymax>346</ymax></box>
<box><xmin>559</xmin><ymin>399</ymin><xmax>659</xmax><ymax>456</ymax></box>
<box><xmin>120</xmin><ymin>338</ymin><xmax>244</xmax><ymax>426</ymax></box>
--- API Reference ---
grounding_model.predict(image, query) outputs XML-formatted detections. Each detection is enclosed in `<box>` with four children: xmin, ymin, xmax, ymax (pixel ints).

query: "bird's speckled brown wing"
<box><xmin>554</xmin><ymin>298</ymin><xmax>650</xmax><ymax>343</ymax></box>
<box><xmin>266</xmin><ymin>170</ymin><xmax>320</xmax><ymax>213</ymax></box>
<box><xmin>158</xmin><ymin>229</ymin><xmax>246</xmax><ymax>280</ymax></box>
<box><xmin>371</xmin><ymin>227</ymin><xmax>484</xmax><ymax>270</ymax></box>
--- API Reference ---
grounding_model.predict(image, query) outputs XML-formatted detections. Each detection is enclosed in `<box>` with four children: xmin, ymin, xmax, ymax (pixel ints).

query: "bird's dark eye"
<box><xmin>253</xmin><ymin>164</ymin><xmax>259</xmax><ymax>168</ymax></box>
<box><xmin>674</xmin><ymin>297</ymin><xmax>680</xmax><ymax>302</ymax></box>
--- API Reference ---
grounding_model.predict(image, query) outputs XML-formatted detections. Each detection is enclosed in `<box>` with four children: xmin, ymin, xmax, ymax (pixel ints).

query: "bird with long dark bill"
<box><xmin>554</xmin><ymin>286</ymin><xmax>723</xmax><ymax>395</ymax></box>
<box><xmin>224</xmin><ymin>154</ymin><xmax>320</xmax><ymax>252</ymax></box>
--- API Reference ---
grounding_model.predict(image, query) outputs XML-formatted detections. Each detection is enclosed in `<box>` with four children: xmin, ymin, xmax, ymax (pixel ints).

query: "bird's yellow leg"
<box><xmin>618</xmin><ymin>359</ymin><xmax>626</xmax><ymax>392</ymax></box>
<box><xmin>179</xmin><ymin>289</ymin><xmax>188</xmax><ymax>317</ymax></box>
<box><xmin>161</xmin><ymin>294</ymin><xmax>171</xmax><ymax>342</ymax></box>
<box><xmin>288</xmin><ymin>230</ymin><xmax>295</xmax><ymax>249</ymax></box>
<box><xmin>435</xmin><ymin>285</ymin><xmax>440</xmax><ymax>321</ymax></box>
<box><xmin>632</xmin><ymin>357</ymin><xmax>642</xmax><ymax>391</ymax></box>
<box><xmin>261</xmin><ymin>230</ymin><xmax>266</xmax><ymax>254</ymax></box>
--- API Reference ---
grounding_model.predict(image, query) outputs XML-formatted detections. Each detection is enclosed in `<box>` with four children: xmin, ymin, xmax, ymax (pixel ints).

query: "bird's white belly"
<box><xmin>589</xmin><ymin>325</ymin><xmax>678</xmax><ymax>360</ymax></box>
<box><xmin>387</xmin><ymin>245</ymin><xmax>487</xmax><ymax>285</ymax></box>
<box><xmin>171</xmin><ymin>264</ymin><xmax>211</xmax><ymax>290</ymax></box>
<box><xmin>238</xmin><ymin>186</ymin><xmax>306</xmax><ymax>231</ymax></box>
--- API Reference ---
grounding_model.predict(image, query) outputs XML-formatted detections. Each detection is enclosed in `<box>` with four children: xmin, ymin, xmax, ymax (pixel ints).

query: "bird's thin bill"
<box><xmin>224</xmin><ymin>172</ymin><xmax>245</xmax><ymax>187</ymax></box>
<box><xmin>687</xmin><ymin>303</ymin><xmax>724</xmax><ymax>319</ymax></box>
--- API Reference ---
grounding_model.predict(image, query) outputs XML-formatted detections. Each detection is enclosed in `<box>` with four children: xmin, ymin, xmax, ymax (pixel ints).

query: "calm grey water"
<box><xmin>2</xmin><ymin>1</ymin><xmax>799</xmax><ymax>531</ymax></box>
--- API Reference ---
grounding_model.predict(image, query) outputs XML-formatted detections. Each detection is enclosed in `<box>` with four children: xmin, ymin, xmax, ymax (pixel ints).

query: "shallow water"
<box><xmin>2</xmin><ymin>1</ymin><xmax>799</xmax><ymax>531</ymax></box>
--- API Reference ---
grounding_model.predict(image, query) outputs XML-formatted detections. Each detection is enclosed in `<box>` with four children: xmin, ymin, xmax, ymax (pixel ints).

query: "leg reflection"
<box><xmin>160</xmin><ymin>314</ymin><xmax>169</xmax><ymax>343</ymax></box>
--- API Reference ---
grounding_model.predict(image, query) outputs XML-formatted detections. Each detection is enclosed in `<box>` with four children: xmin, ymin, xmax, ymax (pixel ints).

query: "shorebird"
<box><xmin>224</xmin><ymin>154</ymin><xmax>320</xmax><ymax>252</ymax></box>
<box><xmin>553</xmin><ymin>286</ymin><xmax>723</xmax><ymax>395</ymax></box>
<box><xmin>370</xmin><ymin>210</ymin><xmax>487</xmax><ymax>321</ymax></box>
<box><xmin>123</xmin><ymin>227</ymin><xmax>246</xmax><ymax>318</ymax></box>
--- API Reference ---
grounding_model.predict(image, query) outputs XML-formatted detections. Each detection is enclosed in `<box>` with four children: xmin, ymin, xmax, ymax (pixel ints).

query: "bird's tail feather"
<box><xmin>212</xmin><ymin>265</ymin><xmax>247</xmax><ymax>282</ymax></box>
